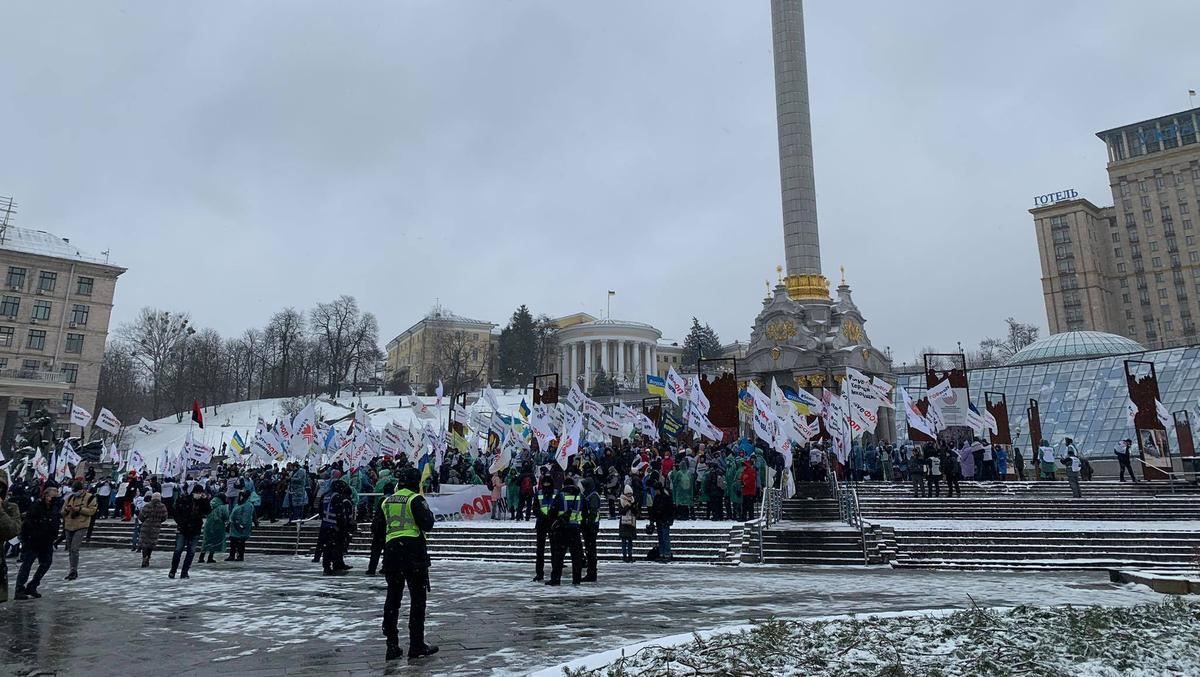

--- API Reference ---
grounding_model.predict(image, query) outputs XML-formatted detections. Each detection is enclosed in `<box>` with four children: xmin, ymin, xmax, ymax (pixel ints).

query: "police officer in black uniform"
<box><xmin>372</xmin><ymin>467</ymin><xmax>438</xmax><ymax>662</ymax></box>
<box><xmin>532</xmin><ymin>475</ymin><xmax>555</xmax><ymax>582</ymax></box>
<box><xmin>580</xmin><ymin>477</ymin><xmax>601</xmax><ymax>582</ymax></box>
<box><xmin>547</xmin><ymin>478</ymin><xmax>584</xmax><ymax>586</ymax></box>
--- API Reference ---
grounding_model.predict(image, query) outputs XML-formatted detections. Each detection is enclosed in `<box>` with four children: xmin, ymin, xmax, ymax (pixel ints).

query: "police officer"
<box><xmin>373</xmin><ymin>467</ymin><xmax>438</xmax><ymax>661</ymax></box>
<box><xmin>532</xmin><ymin>475</ymin><xmax>555</xmax><ymax>582</ymax></box>
<box><xmin>580</xmin><ymin>478</ymin><xmax>601</xmax><ymax>583</ymax></box>
<box><xmin>547</xmin><ymin>478</ymin><xmax>584</xmax><ymax>586</ymax></box>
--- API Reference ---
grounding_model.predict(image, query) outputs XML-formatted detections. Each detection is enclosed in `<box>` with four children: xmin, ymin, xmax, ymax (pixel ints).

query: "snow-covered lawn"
<box><xmin>548</xmin><ymin>599</ymin><xmax>1200</xmax><ymax>676</ymax></box>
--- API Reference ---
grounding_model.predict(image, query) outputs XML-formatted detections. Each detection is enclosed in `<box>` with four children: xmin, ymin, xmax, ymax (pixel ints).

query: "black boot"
<box><xmin>408</xmin><ymin>644</ymin><xmax>438</xmax><ymax>660</ymax></box>
<box><xmin>386</xmin><ymin>642</ymin><xmax>403</xmax><ymax>661</ymax></box>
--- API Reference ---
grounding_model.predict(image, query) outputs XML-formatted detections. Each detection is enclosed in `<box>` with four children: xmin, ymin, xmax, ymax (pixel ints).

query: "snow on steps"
<box><xmin>84</xmin><ymin>520</ymin><xmax>746</xmax><ymax>565</ymax></box>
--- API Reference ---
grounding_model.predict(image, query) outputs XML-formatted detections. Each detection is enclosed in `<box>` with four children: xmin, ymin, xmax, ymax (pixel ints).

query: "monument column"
<box><xmin>584</xmin><ymin>341</ymin><xmax>593</xmax><ymax>390</ymax></box>
<box><xmin>772</xmin><ymin>0</ymin><xmax>828</xmax><ymax>300</ymax></box>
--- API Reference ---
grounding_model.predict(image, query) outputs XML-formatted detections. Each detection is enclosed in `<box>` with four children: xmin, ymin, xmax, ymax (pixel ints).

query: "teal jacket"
<box><xmin>228</xmin><ymin>500</ymin><xmax>254</xmax><ymax>540</ymax></box>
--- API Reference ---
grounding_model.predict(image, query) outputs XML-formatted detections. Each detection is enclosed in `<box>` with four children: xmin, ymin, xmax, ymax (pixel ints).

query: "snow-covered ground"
<box><xmin>123</xmin><ymin>391</ymin><xmax>531</xmax><ymax>468</ymax></box>
<box><xmin>542</xmin><ymin>600</ymin><xmax>1200</xmax><ymax>676</ymax></box>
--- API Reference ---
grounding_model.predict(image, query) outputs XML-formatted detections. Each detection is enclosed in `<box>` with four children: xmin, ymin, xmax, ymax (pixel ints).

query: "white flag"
<box><xmin>664</xmin><ymin>367</ymin><xmax>687</xmax><ymax>405</ymax></box>
<box><xmin>135</xmin><ymin>417</ymin><xmax>161</xmax><ymax>435</ymax></box>
<box><xmin>689</xmin><ymin>377</ymin><xmax>711</xmax><ymax>415</ymax></box>
<box><xmin>127</xmin><ymin>449</ymin><xmax>147</xmax><ymax>472</ymax></box>
<box><xmin>556</xmin><ymin>415</ymin><xmax>583</xmax><ymax>470</ymax></box>
<box><xmin>410</xmin><ymin>396</ymin><xmax>437</xmax><ymax>420</ymax></box>
<box><xmin>529</xmin><ymin>405</ymin><xmax>558</xmax><ymax>449</ymax></box>
<box><xmin>452</xmin><ymin>404</ymin><xmax>469</xmax><ymax>426</ymax></box>
<box><xmin>481</xmin><ymin>385</ymin><xmax>501</xmax><ymax>412</ymax></box>
<box><xmin>435</xmin><ymin>379</ymin><xmax>444</xmax><ymax>408</ymax></box>
<box><xmin>899</xmin><ymin>387</ymin><xmax>936</xmax><ymax>439</ymax></box>
<box><xmin>581</xmin><ymin>397</ymin><xmax>605</xmax><ymax>419</ymax></box>
<box><xmin>927</xmin><ymin>378</ymin><xmax>954</xmax><ymax>403</ymax></box>
<box><xmin>291</xmin><ymin>400</ymin><xmax>318</xmax><ymax>442</ymax></box>
<box><xmin>1126</xmin><ymin>397</ymin><xmax>1138</xmax><ymax>427</ymax></box>
<box><xmin>70</xmin><ymin>405</ymin><xmax>92</xmax><ymax>428</ymax></box>
<box><xmin>983</xmin><ymin>409</ymin><xmax>999</xmax><ymax>435</ymax></box>
<box><xmin>60</xmin><ymin>439</ymin><xmax>82</xmax><ymax>467</ymax></box>
<box><xmin>871</xmin><ymin>376</ymin><xmax>895</xmax><ymax>409</ymax></box>
<box><xmin>566</xmin><ymin>384</ymin><xmax>586</xmax><ymax>411</ymax></box>
<box><xmin>95</xmin><ymin>408</ymin><xmax>122</xmax><ymax>435</ymax></box>
<box><xmin>1155</xmin><ymin>399</ymin><xmax>1173</xmax><ymax>431</ymax></box>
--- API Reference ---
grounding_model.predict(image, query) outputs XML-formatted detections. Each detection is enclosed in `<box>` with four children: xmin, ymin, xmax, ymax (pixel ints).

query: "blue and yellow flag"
<box><xmin>646</xmin><ymin>374</ymin><xmax>667</xmax><ymax>397</ymax></box>
<box><xmin>662</xmin><ymin>412</ymin><xmax>682</xmax><ymax>439</ymax></box>
<box><xmin>230</xmin><ymin>431</ymin><xmax>246</xmax><ymax>455</ymax></box>
<box><xmin>451</xmin><ymin>430</ymin><xmax>470</xmax><ymax>454</ymax></box>
<box><xmin>518</xmin><ymin>398</ymin><xmax>531</xmax><ymax>422</ymax></box>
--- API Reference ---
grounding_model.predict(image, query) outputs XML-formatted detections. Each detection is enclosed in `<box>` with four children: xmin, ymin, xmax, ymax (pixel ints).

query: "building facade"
<box><xmin>0</xmin><ymin>226</ymin><xmax>124</xmax><ymax>443</ymax></box>
<box><xmin>1033</xmin><ymin>107</ymin><xmax>1200</xmax><ymax>348</ymax></box>
<box><xmin>555</xmin><ymin>314</ymin><xmax>662</xmax><ymax>391</ymax></box>
<box><xmin>384</xmin><ymin>305</ymin><xmax>496</xmax><ymax>395</ymax></box>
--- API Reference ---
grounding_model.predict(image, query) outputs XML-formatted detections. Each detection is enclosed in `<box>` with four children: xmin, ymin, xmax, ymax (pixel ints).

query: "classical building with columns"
<box><xmin>555</xmin><ymin>313</ymin><xmax>664</xmax><ymax>391</ymax></box>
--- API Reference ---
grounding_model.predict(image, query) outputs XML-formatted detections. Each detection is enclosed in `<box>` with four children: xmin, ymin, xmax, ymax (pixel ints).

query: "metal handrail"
<box><xmin>1130</xmin><ymin>457</ymin><xmax>1200</xmax><ymax>492</ymax></box>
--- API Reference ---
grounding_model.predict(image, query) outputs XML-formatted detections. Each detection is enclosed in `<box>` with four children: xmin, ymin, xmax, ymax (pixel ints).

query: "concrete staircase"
<box><xmin>759</xmin><ymin>526</ymin><xmax>871</xmax><ymax>565</ymax></box>
<box><xmin>855</xmin><ymin>481</ymin><xmax>1200</xmax><ymax>521</ymax></box>
<box><xmin>889</xmin><ymin>529</ymin><xmax>1200</xmax><ymax>570</ymax></box>
<box><xmin>83</xmin><ymin>519</ymin><xmax>745</xmax><ymax>565</ymax></box>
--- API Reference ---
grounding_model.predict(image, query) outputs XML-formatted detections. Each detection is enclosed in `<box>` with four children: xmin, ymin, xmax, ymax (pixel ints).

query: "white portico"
<box><xmin>556</xmin><ymin>318</ymin><xmax>662</xmax><ymax>391</ymax></box>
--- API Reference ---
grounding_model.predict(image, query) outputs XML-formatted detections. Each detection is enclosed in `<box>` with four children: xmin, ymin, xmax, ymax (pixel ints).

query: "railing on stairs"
<box><xmin>294</xmin><ymin>491</ymin><xmax>385</xmax><ymax>555</ymax></box>
<box><xmin>828</xmin><ymin>471</ymin><xmax>870</xmax><ymax>564</ymax></box>
<box><xmin>1132</xmin><ymin>458</ymin><xmax>1200</xmax><ymax>492</ymax></box>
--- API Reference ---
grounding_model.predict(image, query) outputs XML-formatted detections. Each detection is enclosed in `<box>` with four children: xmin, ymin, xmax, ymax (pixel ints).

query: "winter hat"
<box><xmin>622</xmin><ymin>485</ymin><xmax>633</xmax><ymax>495</ymax></box>
<box><xmin>152</xmin><ymin>492</ymin><xmax>162</xmax><ymax>501</ymax></box>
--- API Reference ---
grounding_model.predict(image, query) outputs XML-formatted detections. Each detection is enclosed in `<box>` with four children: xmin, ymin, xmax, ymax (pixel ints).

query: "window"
<box><xmin>37</xmin><ymin>271</ymin><xmax>56</xmax><ymax>293</ymax></box>
<box><xmin>21</xmin><ymin>359</ymin><xmax>39</xmax><ymax>374</ymax></box>
<box><xmin>65</xmin><ymin>333</ymin><xmax>84</xmax><ymax>354</ymax></box>
<box><xmin>1155</xmin><ymin>272</ymin><xmax>1165</xmax><ymax>283</ymax></box>
<box><xmin>75</xmin><ymin>276</ymin><xmax>93</xmax><ymax>296</ymax></box>
<box><xmin>1116</xmin><ymin>263</ymin><xmax>1127</xmax><ymax>273</ymax></box>
<box><xmin>1139</xmin><ymin>289</ymin><xmax>1151</xmax><ymax>304</ymax></box>
<box><xmin>1141</xmin><ymin>196</ymin><xmax>1152</xmax><ymax>208</ymax></box>
<box><xmin>0</xmin><ymin>296</ymin><xmax>19</xmax><ymax>317</ymax></box>
<box><xmin>1113</xmin><ymin>247</ymin><xmax>1123</xmax><ymax>258</ymax></box>
<box><xmin>1150</xmin><ymin>241</ymin><xmax>1159</xmax><ymax>251</ymax></box>
<box><xmin>1144</xmin><ymin>209</ymin><xmax>1154</xmax><ymax>223</ymax></box>
<box><xmin>1126</xmin><ymin>213</ymin><xmax>1137</xmax><ymax>227</ymax></box>
<box><xmin>1140</xmin><ymin>180</ymin><xmax>1148</xmax><ymax>193</ymax></box>
<box><xmin>26</xmin><ymin>329</ymin><xmax>46</xmax><ymax>350</ymax></box>
<box><xmin>1158</xmin><ymin>288</ymin><xmax>1169</xmax><ymax>299</ymax></box>
<box><xmin>1122</xmin><ymin>198</ymin><xmax>1132</xmax><ymax>210</ymax></box>
<box><xmin>1186</xmin><ymin>219</ymin><xmax>1194</xmax><ymax>231</ymax></box>
<box><xmin>0</xmin><ymin>326</ymin><xmax>12</xmax><ymax>347</ymax></box>
<box><xmin>1120</xmin><ymin>278</ymin><xmax>1129</xmax><ymax>288</ymax></box>
<box><xmin>61</xmin><ymin>393</ymin><xmax>73</xmax><ymax>412</ymax></box>
<box><xmin>1126</xmin><ymin>309</ymin><xmax>1134</xmax><ymax>319</ymax></box>
<box><xmin>6</xmin><ymin>267</ymin><xmax>25</xmax><ymax>289</ymax></box>
<box><xmin>1157</xmin><ymin>176</ymin><xmax>1167</xmax><ymax>190</ymax></box>
<box><xmin>1194</xmin><ymin>167</ymin><xmax>1200</xmax><ymax>180</ymax></box>
<box><xmin>61</xmin><ymin>363</ymin><xmax>78</xmax><ymax>384</ymax></box>
<box><xmin>1172</xmin><ymin>254</ymin><xmax>1182</xmax><ymax>267</ymax></box>
<box><xmin>1054</xmin><ymin>244</ymin><xmax>1072</xmax><ymax>258</ymax></box>
<box><xmin>70</xmin><ymin>304</ymin><xmax>88</xmax><ymax>326</ymax></box>
<box><xmin>1165</xmin><ymin>320</ymin><xmax>1175</xmax><ymax>332</ymax></box>
<box><xmin>1162</xmin><ymin>205</ymin><xmax>1173</xmax><ymax>221</ymax></box>
<box><xmin>1182</xmin><ymin>202</ymin><xmax>1191</xmax><ymax>215</ymax></box>
<box><xmin>31</xmin><ymin>300</ymin><xmax>50</xmax><ymax>321</ymax></box>
<box><xmin>1153</xmin><ymin>257</ymin><xmax>1163</xmax><ymax>267</ymax></box>
<box><xmin>1191</xmin><ymin>252</ymin><xmax>1200</xmax><ymax>263</ymax></box>
<box><xmin>1188</xmin><ymin>236</ymin><xmax>1196</xmax><ymax>246</ymax></box>
<box><xmin>1111</xmin><ymin>232</ymin><xmax>1120</xmax><ymax>243</ymax></box>
<box><xmin>1122</xmin><ymin>293</ymin><xmax>1131</xmax><ymax>304</ymax></box>
<box><xmin>1177</xmin><ymin>173</ymin><xmax>1186</xmax><ymax>186</ymax></box>
<box><xmin>1121</xmin><ymin>183</ymin><xmax>1131</xmax><ymax>196</ymax></box>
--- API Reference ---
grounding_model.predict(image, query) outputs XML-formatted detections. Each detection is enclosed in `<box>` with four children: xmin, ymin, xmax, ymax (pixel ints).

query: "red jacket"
<box><xmin>740</xmin><ymin>462</ymin><xmax>757</xmax><ymax>496</ymax></box>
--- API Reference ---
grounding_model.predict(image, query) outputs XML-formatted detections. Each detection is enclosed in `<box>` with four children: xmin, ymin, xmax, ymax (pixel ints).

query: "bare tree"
<box><xmin>117</xmin><ymin>308</ymin><xmax>193</xmax><ymax>418</ymax></box>
<box><xmin>431</xmin><ymin>327</ymin><xmax>487</xmax><ymax>396</ymax></box>
<box><xmin>97</xmin><ymin>342</ymin><xmax>147</xmax><ymax>424</ymax></box>
<box><xmin>980</xmin><ymin>317</ymin><xmax>1040</xmax><ymax>362</ymax></box>
<box><xmin>265</xmin><ymin>308</ymin><xmax>305</xmax><ymax>397</ymax></box>
<box><xmin>348</xmin><ymin>311</ymin><xmax>382</xmax><ymax>389</ymax></box>
<box><xmin>310</xmin><ymin>295</ymin><xmax>360</xmax><ymax>396</ymax></box>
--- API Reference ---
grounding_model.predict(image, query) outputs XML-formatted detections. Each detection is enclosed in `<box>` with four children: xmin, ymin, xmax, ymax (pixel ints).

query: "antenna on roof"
<box><xmin>0</xmin><ymin>196</ymin><xmax>16</xmax><ymax>247</ymax></box>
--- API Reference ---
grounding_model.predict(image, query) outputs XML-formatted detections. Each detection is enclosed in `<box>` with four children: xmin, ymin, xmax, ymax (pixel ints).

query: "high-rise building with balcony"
<box><xmin>1032</xmin><ymin>107</ymin><xmax>1200</xmax><ymax>347</ymax></box>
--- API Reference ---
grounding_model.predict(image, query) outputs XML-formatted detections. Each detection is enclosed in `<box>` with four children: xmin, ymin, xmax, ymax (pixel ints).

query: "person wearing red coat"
<box><xmin>739</xmin><ymin>460</ymin><xmax>758</xmax><ymax>521</ymax></box>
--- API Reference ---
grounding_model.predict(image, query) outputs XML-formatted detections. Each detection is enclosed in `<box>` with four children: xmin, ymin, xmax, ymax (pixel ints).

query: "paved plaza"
<box><xmin>1</xmin><ymin>549</ymin><xmax>1168</xmax><ymax>676</ymax></box>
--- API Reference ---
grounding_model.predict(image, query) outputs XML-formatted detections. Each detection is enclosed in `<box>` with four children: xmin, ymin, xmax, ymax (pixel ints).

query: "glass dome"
<box><xmin>1005</xmin><ymin>331</ymin><xmax>1145</xmax><ymax>366</ymax></box>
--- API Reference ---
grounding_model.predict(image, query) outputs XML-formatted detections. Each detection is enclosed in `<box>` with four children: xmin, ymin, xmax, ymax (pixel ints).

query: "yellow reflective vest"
<box><xmin>381</xmin><ymin>489</ymin><xmax>421</xmax><ymax>543</ymax></box>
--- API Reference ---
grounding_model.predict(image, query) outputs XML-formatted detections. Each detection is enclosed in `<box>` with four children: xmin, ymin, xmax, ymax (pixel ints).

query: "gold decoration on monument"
<box><xmin>765</xmin><ymin>319</ymin><xmax>797</xmax><ymax>342</ymax></box>
<box><xmin>805</xmin><ymin>374</ymin><xmax>825</xmax><ymax>387</ymax></box>
<box><xmin>843</xmin><ymin>319</ymin><xmax>864</xmax><ymax>343</ymax></box>
<box><xmin>784</xmin><ymin>273</ymin><xmax>830</xmax><ymax>300</ymax></box>
<box><xmin>770</xmin><ymin>346</ymin><xmax>782</xmax><ymax>361</ymax></box>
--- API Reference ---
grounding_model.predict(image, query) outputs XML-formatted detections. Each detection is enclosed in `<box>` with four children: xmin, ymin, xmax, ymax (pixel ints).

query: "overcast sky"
<box><xmin>3</xmin><ymin>1</ymin><xmax>1198</xmax><ymax>363</ymax></box>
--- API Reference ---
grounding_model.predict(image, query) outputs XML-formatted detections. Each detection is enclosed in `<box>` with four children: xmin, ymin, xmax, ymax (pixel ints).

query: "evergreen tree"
<box><xmin>591</xmin><ymin>367</ymin><xmax>615</xmax><ymax>397</ymax></box>
<box><xmin>680</xmin><ymin>317</ymin><xmax>723</xmax><ymax>368</ymax></box>
<box><xmin>497</xmin><ymin>305</ymin><xmax>538</xmax><ymax>386</ymax></box>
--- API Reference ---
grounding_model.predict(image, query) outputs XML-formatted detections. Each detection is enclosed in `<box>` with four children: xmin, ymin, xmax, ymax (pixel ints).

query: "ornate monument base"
<box><xmin>741</xmin><ymin>275</ymin><xmax>895</xmax><ymax>439</ymax></box>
